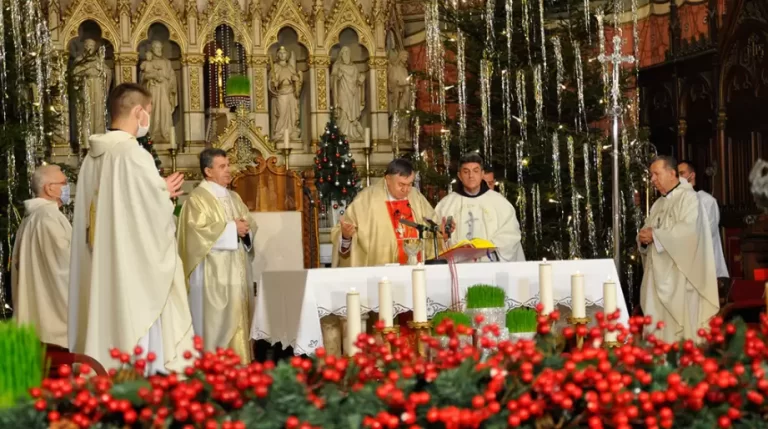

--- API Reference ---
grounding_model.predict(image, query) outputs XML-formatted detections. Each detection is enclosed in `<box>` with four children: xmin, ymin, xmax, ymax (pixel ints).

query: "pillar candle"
<box><xmin>539</xmin><ymin>260</ymin><xmax>553</xmax><ymax>315</ymax></box>
<box><xmin>169</xmin><ymin>126</ymin><xmax>177</xmax><ymax>150</ymax></box>
<box><xmin>571</xmin><ymin>271</ymin><xmax>586</xmax><ymax>318</ymax></box>
<box><xmin>283</xmin><ymin>129</ymin><xmax>290</xmax><ymax>149</ymax></box>
<box><xmin>412</xmin><ymin>265</ymin><xmax>427</xmax><ymax>322</ymax></box>
<box><xmin>378</xmin><ymin>277</ymin><xmax>393</xmax><ymax>328</ymax></box>
<box><xmin>346</xmin><ymin>288</ymin><xmax>362</xmax><ymax>356</ymax></box>
<box><xmin>365</xmin><ymin>127</ymin><xmax>371</xmax><ymax>148</ymax></box>
<box><xmin>604</xmin><ymin>278</ymin><xmax>618</xmax><ymax>343</ymax></box>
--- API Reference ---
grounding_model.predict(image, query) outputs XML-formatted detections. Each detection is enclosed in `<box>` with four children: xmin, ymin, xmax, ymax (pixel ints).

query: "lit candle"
<box><xmin>539</xmin><ymin>259</ymin><xmax>553</xmax><ymax>315</ymax></box>
<box><xmin>169</xmin><ymin>126</ymin><xmax>177</xmax><ymax>150</ymax></box>
<box><xmin>378</xmin><ymin>277</ymin><xmax>393</xmax><ymax>328</ymax></box>
<box><xmin>604</xmin><ymin>278</ymin><xmax>618</xmax><ymax>342</ymax></box>
<box><xmin>346</xmin><ymin>288</ymin><xmax>362</xmax><ymax>356</ymax></box>
<box><xmin>571</xmin><ymin>271</ymin><xmax>585</xmax><ymax>319</ymax></box>
<box><xmin>283</xmin><ymin>129</ymin><xmax>290</xmax><ymax>150</ymax></box>
<box><xmin>365</xmin><ymin>127</ymin><xmax>371</xmax><ymax>148</ymax></box>
<box><xmin>412</xmin><ymin>265</ymin><xmax>427</xmax><ymax>322</ymax></box>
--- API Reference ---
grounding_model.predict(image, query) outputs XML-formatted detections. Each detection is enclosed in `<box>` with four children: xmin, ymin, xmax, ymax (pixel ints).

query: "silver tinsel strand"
<box><xmin>552</xmin><ymin>36</ymin><xmax>564</xmax><ymax>121</ymax></box>
<box><xmin>567</xmin><ymin>136</ymin><xmax>581</xmax><ymax>259</ymax></box>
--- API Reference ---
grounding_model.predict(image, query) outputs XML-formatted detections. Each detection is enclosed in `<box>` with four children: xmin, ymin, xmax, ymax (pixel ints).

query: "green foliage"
<box><xmin>137</xmin><ymin>134</ymin><xmax>163</xmax><ymax>173</ymax></box>
<box><xmin>431</xmin><ymin>310</ymin><xmax>472</xmax><ymax>334</ymax></box>
<box><xmin>314</xmin><ymin>112</ymin><xmax>361</xmax><ymax>206</ymax></box>
<box><xmin>506</xmin><ymin>307</ymin><xmax>538</xmax><ymax>333</ymax></box>
<box><xmin>226</xmin><ymin>75</ymin><xmax>251</xmax><ymax>97</ymax></box>
<box><xmin>465</xmin><ymin>284</ymin><xmax>506</xmax><ymax>308</ymax></box>
<box><xmin>0</xmin><ymin>323</ymin><xmax>45</xmax><ymax>408</ymax></box>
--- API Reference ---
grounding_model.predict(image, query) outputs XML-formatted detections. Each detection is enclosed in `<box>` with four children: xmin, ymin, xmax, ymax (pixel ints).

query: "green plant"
<box><xmin>314</xmin><ymin>111</ymin><xmax>361</xmax><ymax>206</ymax></box>
<box><xmin>465</xmin><ymin>284</ymin><xmax>506</xmax><ymax>309</ymax></box>
<box><xmin>506</xmin><ymin>307</ymin><xmax>538</xmax><ymax>333</ymax></box>
<box><xmin>431</xmin><ymin>310</ymin><xmax>472</xmax><ymax>335</ymax></box>
<box><xmin>0</xmin><ymin>323</ymin><xmax>45</xmax><ymax>408</ymax></box>
<box><xmin>226</xmin><ymin>75</ymin><xmax>251</xmax><ymax>97</ymax></box>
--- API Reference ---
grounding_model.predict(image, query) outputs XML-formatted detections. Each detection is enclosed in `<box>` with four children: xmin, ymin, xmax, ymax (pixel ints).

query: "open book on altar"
<box><xmin>439</xmin><ymin>238</ymin><xmax>497</xmax><ymax>263</ymax></box>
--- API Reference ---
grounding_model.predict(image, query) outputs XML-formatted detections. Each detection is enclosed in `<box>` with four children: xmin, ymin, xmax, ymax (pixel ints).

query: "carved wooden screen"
<box><xmin>230</xmin><ymin>156</ymin><xmax>319</xmax><ymax>268</ymax></box>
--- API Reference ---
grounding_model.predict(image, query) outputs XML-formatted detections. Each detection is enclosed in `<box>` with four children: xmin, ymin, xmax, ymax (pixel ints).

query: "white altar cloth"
<box><xmin>250</xmin><ymin>259</ymin><xmax>628</xmax><ymax>355</ymax></box>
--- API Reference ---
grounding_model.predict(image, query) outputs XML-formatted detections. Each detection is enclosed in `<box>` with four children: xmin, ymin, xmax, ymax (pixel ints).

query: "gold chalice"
<box><xmin>403</xmin><ymin>238</ymin><xmax>422</xmax><ymax>266</ymax></box>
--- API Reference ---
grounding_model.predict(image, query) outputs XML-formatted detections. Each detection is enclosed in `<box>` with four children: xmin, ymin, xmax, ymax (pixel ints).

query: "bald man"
<box><xmin>11</xmin><ymin>165</ymin><xmax>72</xmax><ymax>349</ymax></box>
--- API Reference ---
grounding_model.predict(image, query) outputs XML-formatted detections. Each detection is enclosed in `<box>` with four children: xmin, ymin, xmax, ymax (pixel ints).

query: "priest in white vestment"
<box><xmin>11</xmin><ymin>165</ymin><xmax>71</xmax><ymax>349</ymax></box>
<box><xmin>69</xmin><ymin>83</ymin><xmax>194</xmax><ymax>373</ymax></box>
<box><xmin>177</xmin><ymin>148</ymin><xmax>255</xmax><ymax>363</ymax></box>
<box><xmin>435</xmin><ymin>153</ymin><xmax>524</xmax><ymax>262</ymax></box>
<box><xmin>639</xmin><ymin>156</ymin><xmax>719</xmax><ymax>343</ymax></box>
<box><xmin>678</xmin><ymin>160</ymin><xmax>729</xmax><ymax>279</ymax></box>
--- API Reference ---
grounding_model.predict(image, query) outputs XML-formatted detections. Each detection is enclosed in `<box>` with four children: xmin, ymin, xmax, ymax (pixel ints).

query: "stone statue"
<box><xmin>331</xmin><ymin>46</ymin><xmax>365</xmax><ymax>140</ymax></box>
<box><xmin>269</xmin><ymin>46</ymin><xmax>302</xmax><ymax>140</ymax></box>
<box><xmin>387</xmin><ymin>50</ymin><xmax>411</xmax><ymax>141</ymax></box>
<box><xmin>71</xmin><ymin>38</ymin><xmax>111</xmax><ymax>144</ymax></box>
<box><xmin>139</xmin><ymin>40</ymin><xmax>178</xmax><ymax>143</ymax></box>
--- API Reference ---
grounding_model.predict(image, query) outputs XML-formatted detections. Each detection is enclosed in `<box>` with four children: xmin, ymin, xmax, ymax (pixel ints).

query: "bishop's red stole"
<box><xmin>385</xmin><ymin>200</ymin><xmax>420</xmax><ymax>265</ymax></box>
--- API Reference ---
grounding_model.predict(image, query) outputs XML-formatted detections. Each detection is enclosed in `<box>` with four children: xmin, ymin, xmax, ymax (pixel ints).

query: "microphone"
<box><xmin>399</xmin><ymin>218</ymin><xmax>425</xmax><ymax>230</ymax></box>
<box><xmin>445</xmin><ymin>216</ymin><xmax>454</xmax><ymax>238</ymax></box>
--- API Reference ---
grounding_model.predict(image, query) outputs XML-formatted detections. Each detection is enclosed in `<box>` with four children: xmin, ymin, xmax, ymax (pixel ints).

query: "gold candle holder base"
<box><xmin>567</xmin><ymin>316</ymin><xmax>591</xmax><ymax>349</ymax></box>
<box><xmin>603</xmin><ymin>340</ymin><xmax>621</xmax><ymax>349</ymax></box>
<box><xmin>362</xmin><ymin>147</ymin><xmax>372</xmax><ymax>187</ymax></box>
<box><xmin>375</xmin><ymin>325</ymin><xmax>401</xmax><ymax>353</ymax></box>
<box><xmin>169</xmin><ymin>147</ymin><xmax>177</xmax><ymax>173</ymax></box>
<box><xmin>407</xmin><ymin>321</ymin><xmax>432</xmax><ymax>357</ymax></box>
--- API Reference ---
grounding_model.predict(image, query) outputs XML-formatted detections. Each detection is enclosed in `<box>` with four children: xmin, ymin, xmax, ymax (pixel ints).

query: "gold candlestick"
<box><xmin>407</xmin><ymin>321</ymin><xmax>432</xmax><ymax>358</ymax></box>
<box><xmin>208</xmin><ymin>48</ymin><xmax>230</xmax><ymax>109</ymax></box>
<box><xmin>567</xmin><ymin>316</ymin><xmax>590</xmax><ymax>349</ymax></box>
<box><xmin>169</xmin><ymin>148</ymin><xmax>177</xmax><ymax>173</ymax></box>
<box><xmin>375</xmin><ymin>326</ymin><xmax>401</xmax><ymax>353</ymax></box>
<box><xmin>280</xmin><ymin>147</ymin><xmax>293</xmax><ymax>170</ymax></box>
<box><xmin>362</xmin><ymin>147</ymin><xmax>372</xmax><ymax>187</ymax></box>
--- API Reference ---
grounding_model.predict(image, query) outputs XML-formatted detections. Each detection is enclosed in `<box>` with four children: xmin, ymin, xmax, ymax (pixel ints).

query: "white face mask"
<box><xmin>137</xmin><ymin>109</ymin><xmax>150</xmax><ymax>138</ymax></box>
<box><xmin>59</xmin><ymin>184</ymin><xmax>71</xmax><ymax>205</ymax></box>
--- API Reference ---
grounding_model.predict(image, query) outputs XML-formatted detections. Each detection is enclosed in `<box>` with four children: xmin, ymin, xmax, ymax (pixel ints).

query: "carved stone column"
<box><xmin>313</xmin><ymin>0</ymin><xmax>326</xmax><ymax>49</ymax></box>
<box><xmin>368</xmin><ymin>56</ymin><xmax>389</xmax><ymax>151</ymax></box>
<box><xmin>182</xmin><ymin>54</ymin><xmax>206</xmax><ymax>146</ymax></box>
<box><xmin>185</xmin><ymin>0</ymin><xmax>198</xmax><ymax>48</ymax></box>
<box><xmin>117</xmin><ymin>0</ymin><xmax>131</xmax><ymax>51</ymax></box>
<box><xmin>717</xmin><ymin>110</ymin><xmax>728</xmax><ymax>204</ymax></box>
<box><xmin>114</xmin><ymin>53</ymin><xmax>138</xmax><ymax>85</ymax></box>
<box><xmin>677</xmin><ymin>118</ymin><xmax>687</xmax><ymax>160</ymax></box>
<box><xmin>248</xmin><ymin>55</ymin><xmax>270</xmax><ymax>133</ymax></box>
<box><xmin>249</xmin><ymin>2</ymin><xmax>262</xmax><ymax>51</ymax></box>
<box><xmin>51</xmin><ymin>50</ymin><xmax>71</xmax><ymax>158</ymax></box>
<box><xmin>309</xmin><ymin>55</ymin><xmax>331</xmax><ymax>150</ymax></box>
<box><xmin>49</xmin><ymin>0</ymin><xmax>61</xmax><ymax>44</ymax></box>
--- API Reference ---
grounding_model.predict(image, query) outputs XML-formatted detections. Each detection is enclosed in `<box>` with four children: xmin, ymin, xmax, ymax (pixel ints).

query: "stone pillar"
<box><xmin>185</xmin><ymin>0</ymin><xmax>198</xmax><ymax>45</ymax></box>
<box><xmin>368</xmin><ymin>56</ymin><xmax>389</xmax><ymax>151</ymax></box>
<box><xmin>182</xmin><ymin>54</ymin><xmax>207</xmax><ymax>147</ymax></box>
<box><xmin>48</xmin><ymin>0</ymin><xmax>61</xmax><ymax>44</ymax></box>
<box><xmin>114</xmin><ymin>53</ymin><xmax>137</xmax><ymax>85</ymax></box>
<box><xmin>717</xmin><ymin>110</ymin><xmax>728</xmax><ymax>204</ymax></box>
<box><xmin>248</xmin><ymin>55</ymin><xmax>270</xmax><ymax>134</ymax></box>
<box><xmin>309</xmin><ymin>56</ymin><xmax>331</xmax><ymax>151</ymax></box>
<box><xmin>51</xmin><ymin>50</ymin><xmax>72</xmax><ymax>159</ymax></box>
<box><xmin>677</xmin><ymin>118</ymin><xmax>687</xmax><ymax>160</ymax></box>
<box><xmin>117</xmin><ymin>0</ymin><xmax>132</xmax><ymax>51</ymax></box>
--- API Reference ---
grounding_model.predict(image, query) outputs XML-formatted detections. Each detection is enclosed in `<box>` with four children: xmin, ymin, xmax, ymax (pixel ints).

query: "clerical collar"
<box><xmin>663</xmin><ymin>180</ymin><xmax>682</xmax><ymax>198</ymax></box>
<box><xmin>456</xmin><ymin>180</ymin><xmax>490</xmax><ymax>199</ymax></box>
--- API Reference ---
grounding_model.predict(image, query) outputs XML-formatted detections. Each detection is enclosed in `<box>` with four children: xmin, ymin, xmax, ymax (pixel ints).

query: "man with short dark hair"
<box><xmin>332</xmin><ymin>158</ymin><xmax>444</xmax><ymax>267</ymax></box>
<box><xmin>69</xmin><ymin>83</ymin><xmax>194</xmax><ymax>374</ymax></box>
<box><xmin>435</xmin><ymin>153</ymin><xmax>524</xmax><ymax>262</ymax></box>
<box><xmin>483</xmin><ymin>165</ymin><xmax>495</xmax><ymax>191</ymax></box>
<box><xmin>677</xmin><ymin>160</ymin><xmax>728</xmax><ymax>279</ymax></box>
<box><xmin>638</xmin><ymin>156</ymin><xmax>719</xmax><ymax>342</ymax></box>
<box><xmin>176</xmin><ymin>148</ymin><xmax>256</xmax><ymax>363</ymax></box>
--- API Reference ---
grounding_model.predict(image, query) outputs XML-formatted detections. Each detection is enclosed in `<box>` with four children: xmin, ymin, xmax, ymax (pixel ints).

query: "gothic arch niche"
<box><xmin>137</xmin><ymin>23</ymin><xmax>183</xmax><ymax>146</ymax></box>
<box><xmin>67</xmin><ymin>20</ymin><xmax>115</xmax><ymax>146</ymax></box>
<box><xmin>203</xmin><ymin>24</ymin><xmax>247</xmax><ymax>113</ymax></box>
<box><xmin>643</xmin><ymin>85</ymin><xmax>676</xmax><ymax>157</ymax></box>
<box><xmin>329</xmin><ymin>28</ymin><xmax>371</xmax><ymax>142</ymax></box>
<box><xmin>683</xmin><ymin>75</ymin><xmax>715</xmax><ymax>192</ymax></box>
<box><xmin>267</xmin><ymin>27</ymin><xmax>310</xmax><ymax>143</ymax></box>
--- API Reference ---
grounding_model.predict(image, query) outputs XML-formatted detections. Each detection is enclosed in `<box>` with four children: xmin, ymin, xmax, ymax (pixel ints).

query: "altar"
<box><xmin>250</xmin><ymin>259</ymin><xmax>628</xmax><ymax>355</ymax></box>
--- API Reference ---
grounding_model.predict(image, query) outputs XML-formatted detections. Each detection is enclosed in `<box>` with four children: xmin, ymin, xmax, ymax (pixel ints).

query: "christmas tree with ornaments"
<box><xmin>314</xmin><ymin>112</ymin><xmax>361</xmax><ymax>210</ymax></box>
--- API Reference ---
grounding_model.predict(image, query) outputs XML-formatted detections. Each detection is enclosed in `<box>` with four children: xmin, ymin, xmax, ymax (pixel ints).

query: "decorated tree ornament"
<box><xmin>333</xmin><ymin>203</ymin><xmax>339</xmax><ymax>209</ymax></box>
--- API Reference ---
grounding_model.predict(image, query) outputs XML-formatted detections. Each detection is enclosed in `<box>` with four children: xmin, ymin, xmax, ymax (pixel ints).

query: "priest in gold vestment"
<box><xmin>69</xmin><ymin>84</ymin><xmax>194</xmax><ymax>374</ymax></box>
<box><xmin>332</xmin><ymin>158</ymin><xmax>446</xmax><ymax>267</ymax></box>
<box><xmin>177</xmin><ymin>148</ymin><xmax>255</xmax><ymax>363</ymax></box>
<box><xmin>12</xmin><ymin>165</ymin><xmax>71</xmax><ymax>349</ymax></box>
<box><xmin>639</xmin><ymin>156</ymin><xmax>719</xmax><ymax>343</ymax></box>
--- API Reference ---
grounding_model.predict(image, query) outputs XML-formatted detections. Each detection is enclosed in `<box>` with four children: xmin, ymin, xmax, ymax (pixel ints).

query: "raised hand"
<box><xmin>165</xmin><ymin>172</ymin><xmax>184</xmax><ymax>199</ymax></box>
<box><xmin>340</xmin><ymin>216</ymin><xmax>357</xmax><ymax>240</ymax></box>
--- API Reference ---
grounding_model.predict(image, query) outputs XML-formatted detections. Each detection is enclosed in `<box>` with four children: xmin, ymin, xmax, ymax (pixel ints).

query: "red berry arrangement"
<box><xmin>3</xmin><ymin>309</ymin><xmax>768</xmax><ymax>428</ymax></box>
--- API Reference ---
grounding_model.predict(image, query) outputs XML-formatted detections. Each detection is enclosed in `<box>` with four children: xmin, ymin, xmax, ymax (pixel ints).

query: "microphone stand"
<box><xmin>423</xmin><ymin>220</ymin><xmax>447</xmax><ymax>266</ymax></box>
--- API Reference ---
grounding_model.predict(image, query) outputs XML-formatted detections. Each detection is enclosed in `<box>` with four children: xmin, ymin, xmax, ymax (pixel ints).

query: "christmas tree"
<box><xmin>314</xmin><ymin>112</ymin><xmax>361</xmax><ymax>208</ymax></box>
<box><xmin>137</xmin><ymin>134</ymin><xmax>163</xmax><ymax>174</ymax></box>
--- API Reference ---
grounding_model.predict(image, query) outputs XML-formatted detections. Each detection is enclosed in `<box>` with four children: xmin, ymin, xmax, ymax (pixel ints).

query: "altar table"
<box><xmin>250</xmin><ymin>259</ymin><xmax>628</xmax><ymax>355</ymax></box>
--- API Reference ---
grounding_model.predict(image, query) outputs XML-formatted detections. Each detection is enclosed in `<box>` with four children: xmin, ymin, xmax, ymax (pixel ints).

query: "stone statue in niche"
<box><xmin>71</xmin><ymin>38</ymin><xmax>111</xmax><ymax>144</ymax></box>
<box><xmin>387</xmin><ymin>50</ymin><xmax>411</xmax><ymax>140</ymax></box>
<box><xmin>139</xmin><ymin>40</ymin><xmax>178</xmax><ymax>143</ymax></box>
<box><xmin>331</xmin><ymin>46</ymin><xmax>365</xmax><ymax>140</ymax></box>
<box><xmin>269</xmin><ymin>46</ymin><xmax>303</xmax><ymax>140</ymax></box>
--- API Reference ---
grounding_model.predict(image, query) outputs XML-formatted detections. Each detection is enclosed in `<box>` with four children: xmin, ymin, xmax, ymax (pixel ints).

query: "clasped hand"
<box><xmin>236</xmin><ymin>218</ymin><xmax>250</xmax><ymax>238</ymax></box>
<box><xmin>638</xmin><ymin>228</ymin><xmax>654</xmax><ymax>245</ymax></box>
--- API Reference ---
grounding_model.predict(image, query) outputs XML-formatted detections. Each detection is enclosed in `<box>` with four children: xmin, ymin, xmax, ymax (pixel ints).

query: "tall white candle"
<box><xmin>169</xmin><ymin>126</ymin><xmax>177</xmax><ymax>150</ymax></box>
<box><xmin>571</xmin><ymin>271</ymin><xmax>586</xmax><ymax>318</ymax></box>
<box><xmin>346</xmin><ymin>288</ymin><xmax>362</xmax><ymax>356</ymax></box>
<box><xmin>378</xmin><ymin>277</ymin><xmax>393</xmax><ymax>328</ymax></box>
<box><xmin>539</xmin><ymin>260</ymin><xmax>553</xmax><ymax>315</ymax></box>
<box><xmin>283</xmin><ymin>129</ymin><xmax>290</xmax><ymax>149</ymax></box>
<box><xmin>412</xmin><ymin>266</ymin><xmax>427</xmax><ymax>322</ymax></box>
<box><xmin>603</xmin><ymin>278</ymin><xmax>618</xmax><ymax>342</ymax></box>
<box><xmin>365</xmin><ymin>127</ymin><xmax>371</xmax><ymax>148</ymax></box>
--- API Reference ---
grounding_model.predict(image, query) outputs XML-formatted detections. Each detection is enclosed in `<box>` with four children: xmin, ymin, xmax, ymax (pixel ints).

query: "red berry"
<box><xmin>34</xmin><ymin>399</ymin><xmax>46</xmax><ymax>411</ymax></box>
